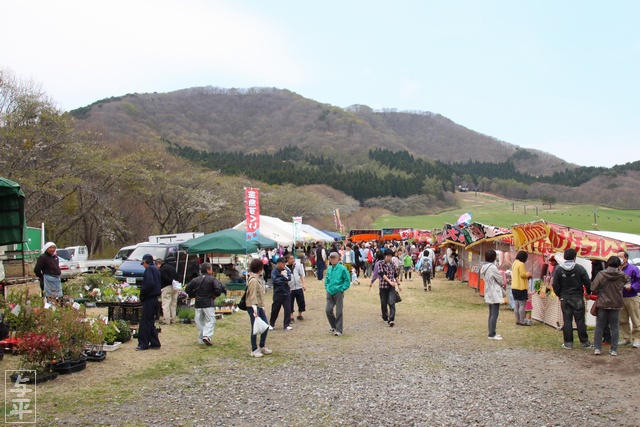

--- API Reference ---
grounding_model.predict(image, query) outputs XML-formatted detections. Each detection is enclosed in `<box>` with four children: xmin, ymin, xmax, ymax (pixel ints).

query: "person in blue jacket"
<box><xmin>136</xmin><ymin>254</ymin><xmax>162</xmax><ymax>350</ymax></box>
<box><xmin>269</xmin><ymin>257</ymin><xmax>293</xmax><ymax>330</ymax></box>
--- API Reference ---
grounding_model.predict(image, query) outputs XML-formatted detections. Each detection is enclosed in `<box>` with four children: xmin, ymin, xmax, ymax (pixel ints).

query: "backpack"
<box><xmin>367</xmin><ymin>249</ymin><xmax>373</xmax><ymax>263</ymax></box>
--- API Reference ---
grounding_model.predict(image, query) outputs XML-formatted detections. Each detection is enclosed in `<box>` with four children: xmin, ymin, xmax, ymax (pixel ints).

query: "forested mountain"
<box><xmin>70</xmin><ymin>85</ymin><xmax>640</xmax><ymax>210</ymax></box>
<box><xmin>71</xmin><ymin>86</ymin><xmax>570</xmax><ymax>176</ymax></box>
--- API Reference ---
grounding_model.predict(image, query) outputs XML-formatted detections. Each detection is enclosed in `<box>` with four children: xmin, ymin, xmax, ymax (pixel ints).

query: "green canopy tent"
<box><xmin>179</xmin><ymin>228</ymin><xmax>277</xmax><ymax>255</ymax></box>
<box><xmin>0</xmin><ymin>177</ymin><xmax>27</xmax><ymax>276</ymax></box>
<box><xmin>0</xmin><ymin>178</ymin><xmax>25</xmax><ymax>246</ymax></box>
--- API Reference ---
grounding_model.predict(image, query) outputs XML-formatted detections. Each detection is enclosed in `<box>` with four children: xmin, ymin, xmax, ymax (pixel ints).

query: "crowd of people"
<box><xmin>33</xmin><ymin>238</ymin><xmax>640</xmax><ymax>359</ymax></box>
<box><xmin>479</xmin><ymin>247</ymin><xmax>640</xmax><ymax>356</ymax></box>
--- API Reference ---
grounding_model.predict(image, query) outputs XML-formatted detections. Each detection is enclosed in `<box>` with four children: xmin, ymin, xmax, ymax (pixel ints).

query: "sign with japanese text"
<box><xmin>5</xmin><ymin>371</ymin><xmax>36</xmax><ymax>424</ymax></box>
<box><xmin>513</xmin><ymin>221</ymin><xmax>626</xmax><ymax>260</ymax></box>
<box><xmin>440</xmin><ymin>223</ymin><xmax>469</xmax><ymax>246</ymax></box>
<box><xmin>381</xmin><ymin>228</ymin><xmax>414</xmax><ymax>241</ymax></box>
<box><xmin>244</xmin><ymin>188</ymin><xmax>260</xmax><ymax>241</ymax></box>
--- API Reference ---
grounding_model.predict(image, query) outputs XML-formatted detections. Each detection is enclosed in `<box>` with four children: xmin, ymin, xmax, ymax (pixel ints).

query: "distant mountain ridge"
<box><xmin>71</xmin><ymin>86</ymin><xmax>571</xmax><ymax>175</ymax></box>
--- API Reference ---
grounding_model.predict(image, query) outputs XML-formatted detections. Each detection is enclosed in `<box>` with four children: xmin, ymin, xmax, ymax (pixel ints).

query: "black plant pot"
<box><xmin>85</xmin><ymin>351</ymin><xmax>107</xmax><ymax>362</ymax></box>
<box><xmin>10</xmin><ymin>371</ymin><xmax>58</xmax><ymax>384</ymax></box>
<box><xmin>53</xmin><ymin>358</ymin><xmax>87</xmax><ymax>375</ymax></box>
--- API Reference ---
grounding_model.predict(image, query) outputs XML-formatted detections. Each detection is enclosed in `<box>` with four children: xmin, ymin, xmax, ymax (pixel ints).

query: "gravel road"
<box><xmin>54</xmin><ymin>277</ymin><xmax>640</xmax><ymax>427</ymax></box>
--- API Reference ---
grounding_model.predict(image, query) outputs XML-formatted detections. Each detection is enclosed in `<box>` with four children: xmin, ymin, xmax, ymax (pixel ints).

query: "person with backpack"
<box><xmin>185</xmin><ymin>262</ymin><xmax>224</xmax><ymax>347</ymax></box>
<box><xmin>416</xmin><ymin>253</ymin><xmax>432</xmax><ymax>291</ymax></box>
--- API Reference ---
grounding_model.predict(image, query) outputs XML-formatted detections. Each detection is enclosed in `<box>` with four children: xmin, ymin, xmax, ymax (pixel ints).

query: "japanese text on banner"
<box><xmin>245</xmin><ymin>188</ymin><xmax>260</xmax><ymax>241</ymax></box>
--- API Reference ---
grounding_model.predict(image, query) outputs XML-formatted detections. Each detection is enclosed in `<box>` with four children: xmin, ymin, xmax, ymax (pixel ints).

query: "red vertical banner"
<box><xmin>245</xmin><ymin>187</ymin><xmax>260</xmax><ymax>241</ymax></box>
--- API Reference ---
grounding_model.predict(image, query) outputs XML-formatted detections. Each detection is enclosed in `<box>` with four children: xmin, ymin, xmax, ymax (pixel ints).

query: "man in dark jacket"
<box><xmin>185</xmin><ymin>263</ymin><xmax>224</xmax><ymax>346</ymax></box>
<box><xmin>553</xmin><ymin>248</ymin><xmax>592</xmax><ymax>349</ymax></box>
<box><xmin>137</xmin><ymin>254</ymin><xmax>162</xmax><ymax>351</ymax></box>
<box><xmin>156</xmin><ymin>259</ymin><xmax>179</xmax><ymax>325</ymax></box>
<box><xmin>269</xmin><ymin>257</ymin><xmax>292</xmax><ymax>330</ymax></box>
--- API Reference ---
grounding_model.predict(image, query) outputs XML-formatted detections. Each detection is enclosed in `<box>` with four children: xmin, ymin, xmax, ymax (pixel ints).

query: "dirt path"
<box><xmin>19</xmin><ymin>274</ymin><xmax>640</xmax><ymax>426</ymax></box>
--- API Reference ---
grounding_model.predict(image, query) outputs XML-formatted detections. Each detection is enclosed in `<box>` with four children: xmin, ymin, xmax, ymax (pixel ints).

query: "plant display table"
<box><xmin>95</xmin><ymin>302</ymin><xmax>160</xmax><ymax>324</ymax></box>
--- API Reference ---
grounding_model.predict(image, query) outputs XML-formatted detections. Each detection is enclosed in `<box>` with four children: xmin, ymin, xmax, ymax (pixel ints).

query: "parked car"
<box><xmin>115</xmin><ymin>243</ymin><xmax>198</xmax><ymax>287</ymax></box>
<box><xmin>114</xmin><ymin>245</ymin><xmax>138</xmax><ymax>261</ymax></box>
<box><xmin>55</xmin><ymin>249</ymin><xmax>82</xmax><ymax>280</ymax></box>
<box><xmin>65</xmin><ymin>245</ymin><xmax>134</xmax><ymax>274</ymax></box>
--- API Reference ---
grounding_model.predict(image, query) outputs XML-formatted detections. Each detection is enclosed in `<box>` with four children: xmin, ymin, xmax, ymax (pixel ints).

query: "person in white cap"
<box><xmin>34</xmin><ymin>242</ymin><xmax>62</xmax><ymax>300</ymax></box>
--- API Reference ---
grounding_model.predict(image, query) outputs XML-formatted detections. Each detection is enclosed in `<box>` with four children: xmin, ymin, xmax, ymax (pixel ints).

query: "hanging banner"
<box><xmin>513</xmin><ymin>221</ymin><xmax>626</xmax><ymax>260</ymax></box>
<box><xmin>465</xmin><ymin>223</ymin><xmax>513</xmax><ymax>249</ymax></box>
<box><xmin>334</xmin><ymin>209</ymin><xmax>344</xmax><ymax>234</ymax></box>
<box><xmin>381</xmin><ymin>228</ymin><xmax>414</xmax><ymax>241</ymax></box>
<box><xmin>292</xmin><ymin>216</ymin><xmax>302</xmax><ymax>243</ymax></box>
<box><xmin>440</xmin><ymin>223</ymin><xmax>470</xmax><ymax>246</ymax></box>
<box><xmin>244</xmin><ymin>187</ymin><xmax>260</xmax><ymax>241</ymax></box>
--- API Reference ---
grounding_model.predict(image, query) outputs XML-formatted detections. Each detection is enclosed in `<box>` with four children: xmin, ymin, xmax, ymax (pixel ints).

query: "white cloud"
<box><xmin>2</xmin><ymin>0</ymin><xmax>308</xmax><ymax>108</ymax></box>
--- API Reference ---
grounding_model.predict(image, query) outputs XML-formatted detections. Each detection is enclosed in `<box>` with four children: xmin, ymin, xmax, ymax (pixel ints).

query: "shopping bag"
<box><xmin>253</xmin><ymin>316</ymin><xmax>269</xmax><ymax>336</ymax></box>
<box><xmin>395</xmin><ymin>290</ymin><xmax>402</xmax><ymax>303</ymax></box>
<box><xmin>172</xmin><ymin>280</ymin><xmax>182</xmax><ymax>291</ymax></box>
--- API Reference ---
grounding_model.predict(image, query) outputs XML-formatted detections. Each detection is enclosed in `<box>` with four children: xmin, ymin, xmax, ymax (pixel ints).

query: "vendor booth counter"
<box><xmin>468</xmin><ymin>265</ymin><xmax>485</xmax><ymax>296</ymax></box>
<box><xmin>531</xmin><ymin>293</ymin><xmax>596</xmax><ymax>329</ymax></box>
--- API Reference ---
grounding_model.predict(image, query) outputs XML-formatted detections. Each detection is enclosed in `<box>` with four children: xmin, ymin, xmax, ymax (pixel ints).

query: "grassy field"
<box><xmin>374</xmin><ymin>192</ymin><xmax>640</xmax><ymax>232</ymax></box>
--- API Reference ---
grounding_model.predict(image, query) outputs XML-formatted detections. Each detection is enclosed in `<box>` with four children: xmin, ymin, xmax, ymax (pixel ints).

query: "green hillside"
<box><xmin>374</xmin><ymin>192</ymin><xmax>640</xmax><ymax>233</ymax></box>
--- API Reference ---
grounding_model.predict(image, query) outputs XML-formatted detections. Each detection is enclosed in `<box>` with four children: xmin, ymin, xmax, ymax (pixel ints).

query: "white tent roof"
<box><xmin>301</xmin><ymin>224</ymin><xmax>334</xmax><ymax>242</ymax></box>
<box><xmin>585</xmin><ymin>230</ymin><xmax>640</xmax><ymax>246</ymax></box>
<box><xmin>233</xmin><ymin>215</ymin><xmax>333</xmax><ymax>245</ymax></box>
<box><xmin>234</xmin><ymin>216</ymin><xmax>295</xmax><ymax>246</ymax></box>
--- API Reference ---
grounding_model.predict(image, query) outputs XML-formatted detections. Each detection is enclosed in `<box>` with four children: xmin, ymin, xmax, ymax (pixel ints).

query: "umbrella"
<box><xmin>179</xmin><ymin>228</ymin><xmax>277</xmax><ymax>254</ymax></box>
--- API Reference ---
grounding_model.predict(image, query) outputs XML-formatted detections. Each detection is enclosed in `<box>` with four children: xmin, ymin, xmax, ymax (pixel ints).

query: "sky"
<box><xmin>3</xmin><ymin>0</ymin><xmax>639</xmax><ymax>168</ymax></box>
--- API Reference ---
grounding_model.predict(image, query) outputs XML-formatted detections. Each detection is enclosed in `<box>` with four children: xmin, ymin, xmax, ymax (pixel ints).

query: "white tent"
<box><xmin>301</xmin><ymin>224</ymin><xmax>334</xmax><ymax>242</ymax></box>
<box><xmin>234</xmin><ymin>215</ymin><xmax>334</xmax><ymax>246</ymax></box>
<box><xmin>234</xmin><ymin>215</ymin><xmax>295</xmax><ymax>246</ymax></box>
<box><xmin>585</xmin><ymin>230</ymin><xmax>640</xmax><ymax>247</ymax></box>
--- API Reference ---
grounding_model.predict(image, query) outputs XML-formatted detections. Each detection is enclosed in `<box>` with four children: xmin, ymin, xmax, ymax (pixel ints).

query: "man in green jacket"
<box><xmin>325</xmin><ymin>252</ymin><xmax>351</xmax><ymax>336</ymax></box>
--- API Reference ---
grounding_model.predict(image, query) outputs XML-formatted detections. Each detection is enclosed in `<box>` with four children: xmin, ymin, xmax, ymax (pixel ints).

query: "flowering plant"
<box><xmin>88</xmin><ymin>288</ymin><xmax>102</xmax><ymax>302</ymax></box>
<box><xmin>17</xmin><ymin>332</ymin><xmax>62</xmax><ymax>373</ymax></box>
<box><xmin>101</xmin><ymin>283</ymin><xmax>139</xmax><ymax>302</ymax></box>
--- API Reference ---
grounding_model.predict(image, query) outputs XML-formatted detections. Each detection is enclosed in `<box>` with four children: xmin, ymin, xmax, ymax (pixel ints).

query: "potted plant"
<box><xmin>214</xmin><ymin>296</ymin><xmax>236</xmax><ymax>309</ymax></box>
<box><xmin>112</xmin><ymin>319</ymin><xmax>132</xmax><ymax>343</ymax></box>
<box><xmin>13</xmin><ymin>332</ymin><xmax>61</xmax><ymax>384</ymax></box>
<box><xmin>49</xmin><ymin>307</ymin><xmax>89</xmax><ymax>374</ymax></box>
<box><xmin>177</xmin><ymin>307</ymin><xmax>195</xmax><ymax>324</ymax></box>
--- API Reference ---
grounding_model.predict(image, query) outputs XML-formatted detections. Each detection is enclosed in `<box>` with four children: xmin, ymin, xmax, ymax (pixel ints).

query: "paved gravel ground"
<box><xmin>50</xmin><ymin>276</ymin><xmax>640</xmax><ymax>427</ymax></box>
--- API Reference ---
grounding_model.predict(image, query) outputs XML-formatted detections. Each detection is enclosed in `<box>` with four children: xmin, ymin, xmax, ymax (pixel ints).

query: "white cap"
<box><xmin>43</xmin><ymin>242</ymin><xmax>56</xmax><ymax>253</ymax></box>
